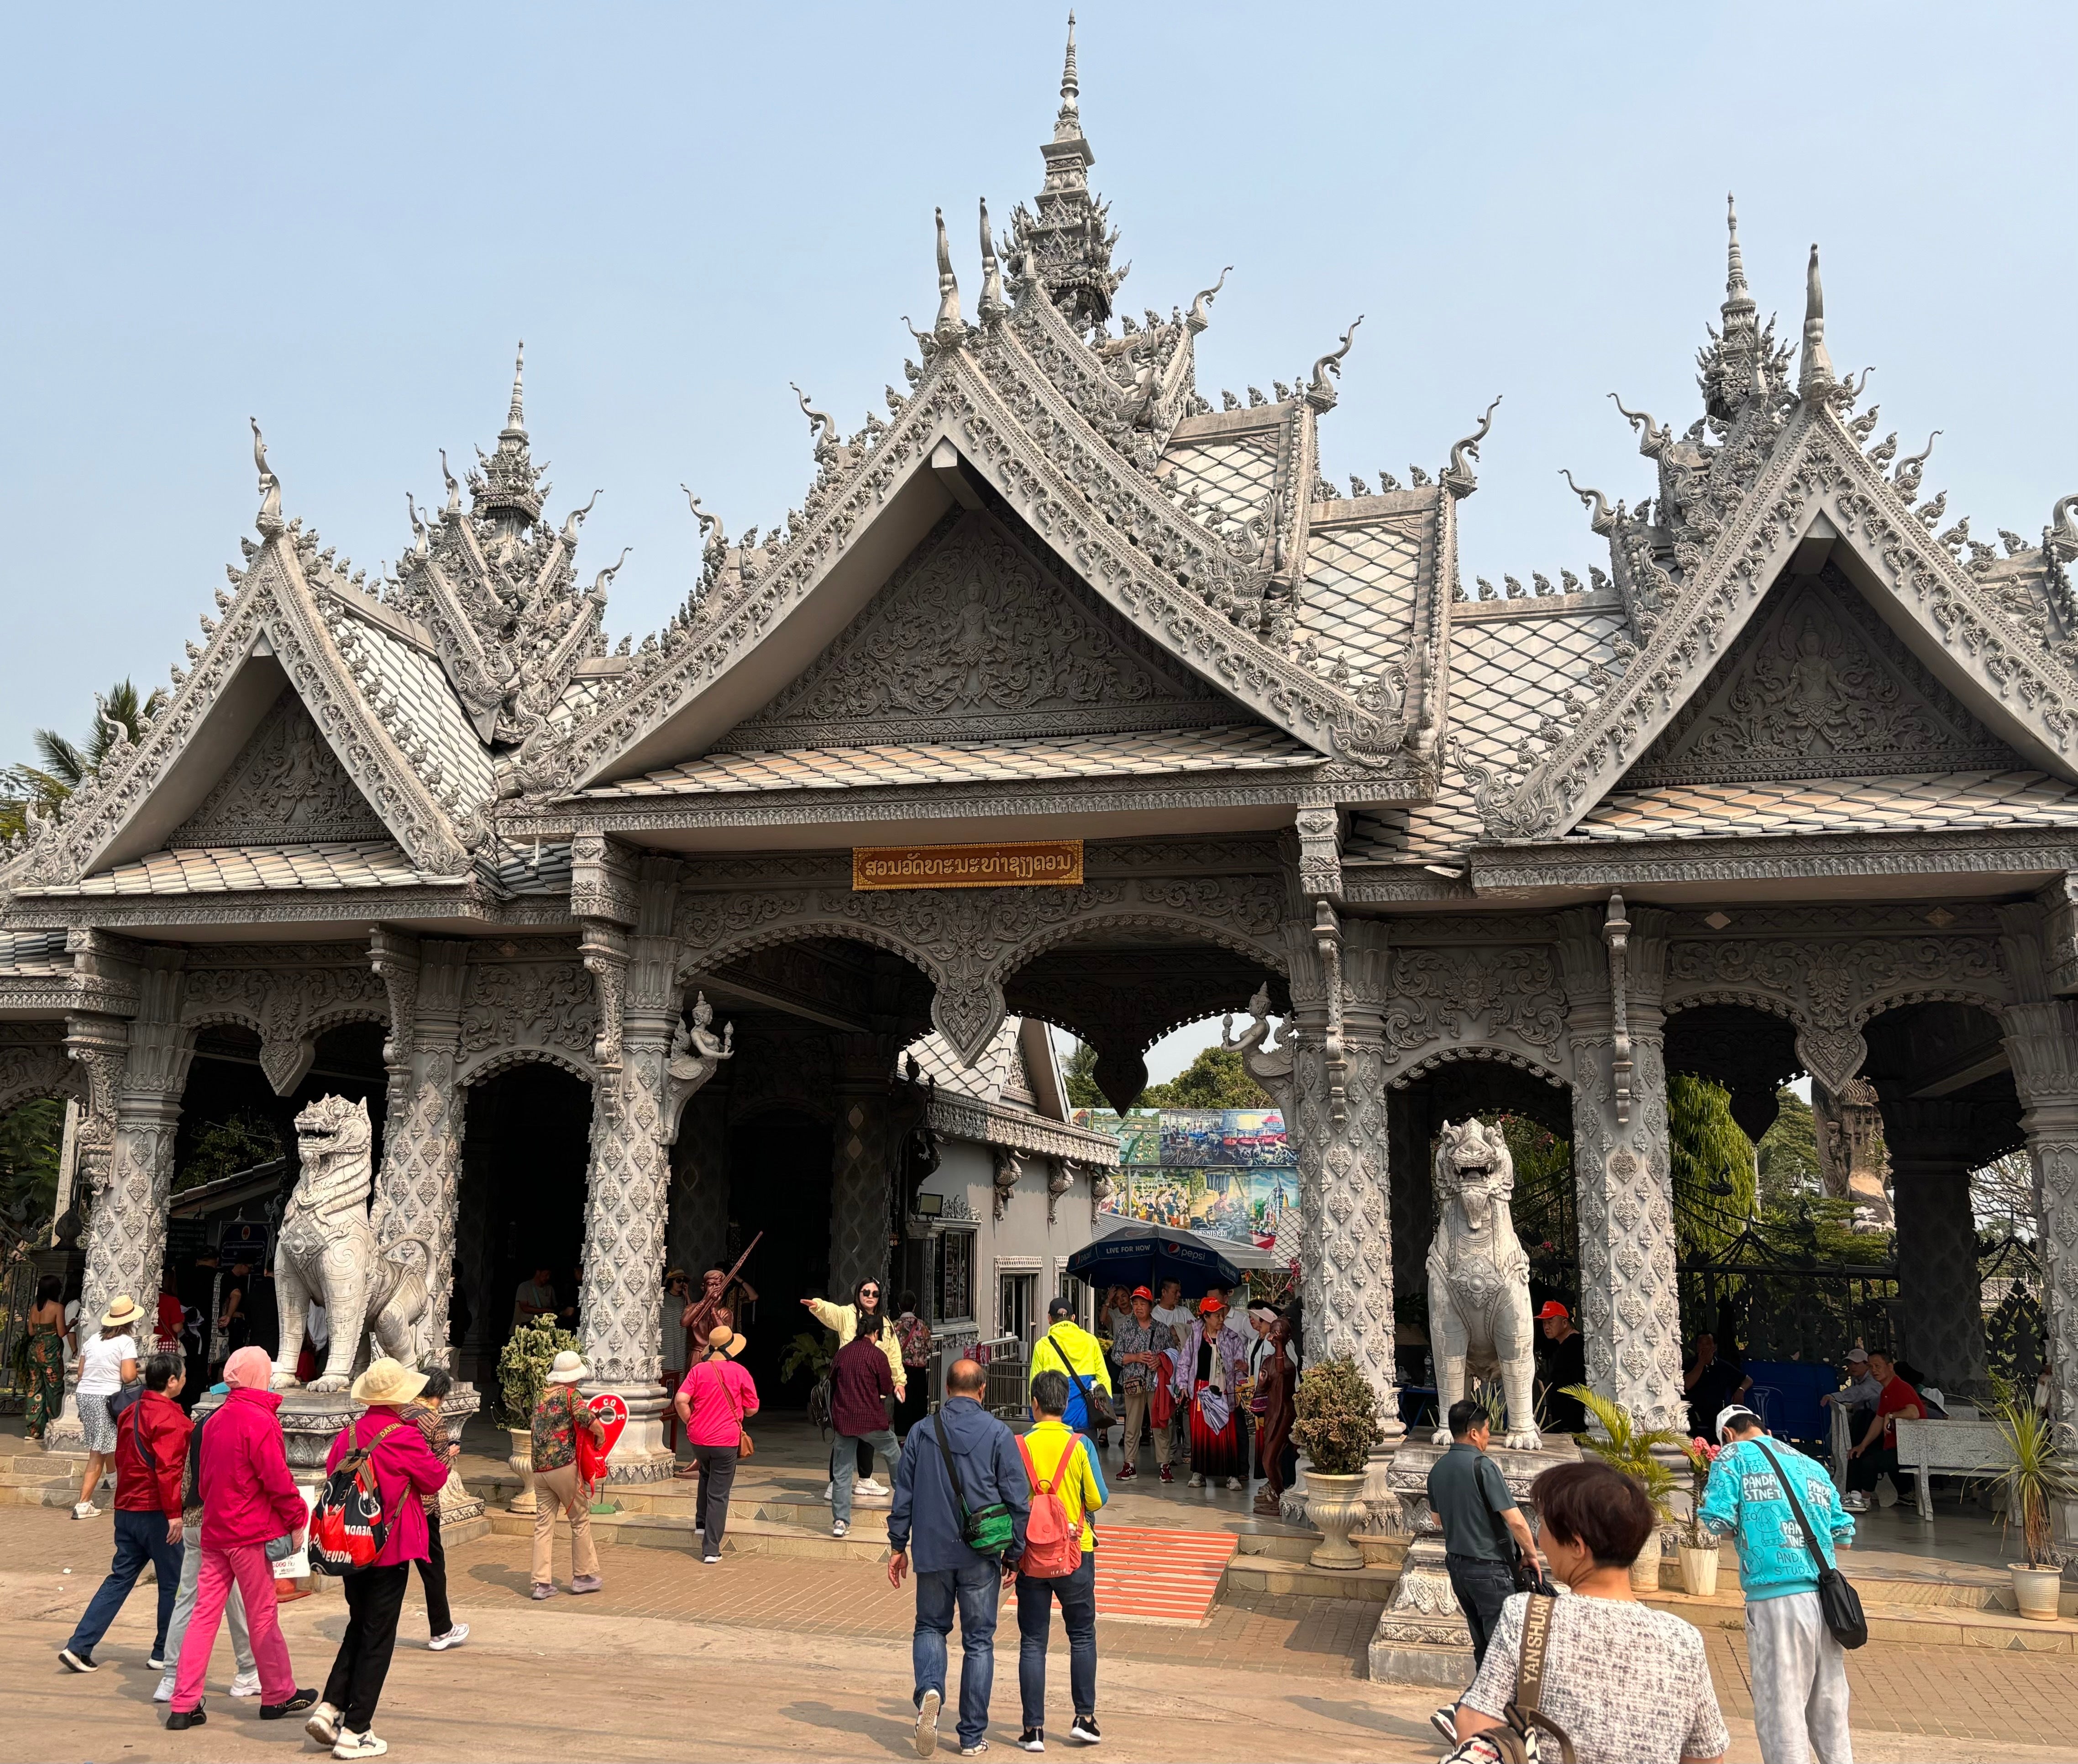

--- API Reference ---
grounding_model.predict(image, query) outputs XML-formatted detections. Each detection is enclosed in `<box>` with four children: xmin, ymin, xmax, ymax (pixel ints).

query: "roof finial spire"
<box><xmin>1060</xmin><ymin>12</ymin><xmax>1079</xmax><ymax>118</ymax></box>
<box><xmin>1800</xmin><ymin>243</ymin><xmax>1836</xmax><ymax>399</ymax></box>
<box><xmin>1723</xmin><ymin>194</ymin><xmax>1753</xmax><ymax>321</ymax></box>
<box><xmin>505</xmin><ymin>341</ymin><xmax>527</xmax><ymax>437</ymax></box>
<box><xmin>933</xmin><ymin>207</ymin><xmax>964</xmax><ymax>340</ymax></box>
<box><xmin>977</xmin><ymin>197</ymin><xmax>1008</xmax><ymax>324</ymax></box>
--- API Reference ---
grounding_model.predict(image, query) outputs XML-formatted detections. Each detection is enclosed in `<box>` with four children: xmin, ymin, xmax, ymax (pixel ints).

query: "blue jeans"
<box><xmin>69</xmin><ymin>1509</ymin><xmax>183</xmax><ymax>1659</ymax></box>
<box><xmin>913</xmin><ymin>1558</ymin><xmax>1000</xmax><ymax>1747</ymax></box>
<box><xmin>1445</xmin><ymin>1553</ymin><xmax>1518</xmax><ymax>1671</ymax></box>
<box><xmin>1017</xmin><ymin>1549</ymin><xmax>1097</xmax><ymax>1729</ymax></box>
<box><xmin>833</xmin><ymin>1428</ymin><xmax>899</xmax><ymax>1527</ymax></box>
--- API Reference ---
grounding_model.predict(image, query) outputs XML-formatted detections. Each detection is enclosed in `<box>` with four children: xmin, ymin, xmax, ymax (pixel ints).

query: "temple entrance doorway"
<box><xmin>455</xmin><ymin>1062</ymin><xmax>592</xmax><ymax>1387</ymax></box>
<box><xmin>725</xmin><ymin>1108</ymin><xmax>832</xmax><ymax>1408</ymax></box>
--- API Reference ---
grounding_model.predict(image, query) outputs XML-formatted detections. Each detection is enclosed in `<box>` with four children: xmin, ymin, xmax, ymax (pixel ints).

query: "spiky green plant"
<box><xmin>497</xmin><ymin>1318</ymin><xmax>582</xmax><ymax>1428</ymax></box>
<box><xmin>1293</xmin><ymin>1355</ymin><xmax>1384</xmax><ymax>1476</ymax></box>
<box><xmin>1562</xmin><ymin>1385</ymin><xmax>1679</xmax><ymax>1524</ymax></box>
<box><xmin>1990</xmin><ymin>1396</ymin><xmax>2075</xmax><ymax>1570</ymax></box>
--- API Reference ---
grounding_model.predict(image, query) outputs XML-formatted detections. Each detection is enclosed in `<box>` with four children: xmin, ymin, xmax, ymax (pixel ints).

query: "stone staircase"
<box><xmin>1642</xmin><ymin>1565</ymin><xmax>2078</xmax><ymax>1653</ymax></box>
<box><xmin>0</xmin><ymin>1441</ymin><xmax>84</xmax><ymax>1509</ymax></box>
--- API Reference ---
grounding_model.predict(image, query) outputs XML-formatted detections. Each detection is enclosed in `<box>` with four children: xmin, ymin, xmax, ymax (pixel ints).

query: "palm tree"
<box><xmin>0</xmin><ymin>680</ymin><xmax>163</xmax><ymax>842</ymax></box>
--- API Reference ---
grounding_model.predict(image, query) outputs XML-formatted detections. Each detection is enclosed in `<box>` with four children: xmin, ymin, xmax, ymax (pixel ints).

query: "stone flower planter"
<box><xmin>1678</xmin><ymin>1542</ymin><xmax>1720</xmax><ymax>1596</ymax></box>
<box><xmin>2012</xmin><ymin>1562</ymin><xmax>2062</xmax><ymax>1622</ymax></box>
<box><xmin>1305</xmin><ymin>1471</ymin><xmax>1369</xmax><ymax>1570</ymax></box>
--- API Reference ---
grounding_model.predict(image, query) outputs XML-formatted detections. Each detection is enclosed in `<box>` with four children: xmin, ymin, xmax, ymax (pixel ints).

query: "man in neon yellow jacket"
<box><xmin>1028</xmin><ymin>1298</ymin><xmax>1112</xmax><ymax>1433</ymax></box>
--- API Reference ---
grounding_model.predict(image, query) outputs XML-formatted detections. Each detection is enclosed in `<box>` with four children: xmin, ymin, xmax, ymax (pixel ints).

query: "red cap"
<box><xmin>1536</xmin><ymin>1301</ymin><xmax>1570</xmax><ymax>1321</ymax></box>
<box><xmin>1198</xmin><ymin>1294</ymin><xmax>1226</xmax><ymax>1315</ymax></box>
<box><xmin>1130</xmin><ymin>1285</ymin><xmax>1154</xmax><ymax>1302</ymax></box>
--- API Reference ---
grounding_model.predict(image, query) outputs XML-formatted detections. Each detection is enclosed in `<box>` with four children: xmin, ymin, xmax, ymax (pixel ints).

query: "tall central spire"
<box><xmin>1008</xmin><ymin>12</ymin><xmax>1124</xmax><ymax>331</ymax></box>
<box><xmin>474</xmin><ymin>340</ymin><xmax>546</xmax><ymax>530</ymax></box>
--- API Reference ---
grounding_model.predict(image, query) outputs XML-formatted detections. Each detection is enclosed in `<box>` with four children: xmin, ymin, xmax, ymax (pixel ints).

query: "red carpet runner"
<box><xmin>1085</xmin><ymin>1524</ymin><xmax>1238</xmax><ymax>1626</ymax></box>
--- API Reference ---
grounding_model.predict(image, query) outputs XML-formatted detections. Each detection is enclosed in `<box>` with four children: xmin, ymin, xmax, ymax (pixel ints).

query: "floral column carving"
<box><xmin>370</xmin><ymin>932</ymin><xmax>467</xmax><ymax>1363</ymax></box>
<box><xmin>1561</xmin><ymin>900</ymin><xmax>1684</xmax><ymax>1432</ymax></box>
<box><xmin>2001</xmin><ymin>998</ymin><xmax>2078</xmax><ymax>1543</ymax></box>
<box><xmin>831</xmin><ymin>1037</ymin><xmax>896</xmax><ymax>1298</ymax></box>
<box><xmin>578</xmin><ymin>857</ymin><xmax>717</xmax><ymax>1480</ymax></box>
<box><xmin>667</xmin><ymin>1088</ymin><xmax>730</xmax><ymax>1283</ymax></box>
<box><xmin>1874</xmin><ymin>1094</ymin><xmax>1991</xmax><ymax>1399</ymax></box>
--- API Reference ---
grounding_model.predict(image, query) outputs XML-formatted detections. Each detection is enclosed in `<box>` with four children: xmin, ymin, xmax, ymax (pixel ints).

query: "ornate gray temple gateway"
<box><xmin>5</xmin><ymin>24</ymin><xmax>2076</xmax><ymax>1494</ymax></box>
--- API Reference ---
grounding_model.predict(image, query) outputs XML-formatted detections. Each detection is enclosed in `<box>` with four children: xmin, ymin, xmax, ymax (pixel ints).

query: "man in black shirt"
<box><xmin>1537</xmin><ymin>1302</ymin><xmax>1588</xmax><ymax>1434</ymax></box>
<box><xmin>1425</xmin><ymin>1400</ymin><xmax>1543</xmax><ymax>1672</ymax></box>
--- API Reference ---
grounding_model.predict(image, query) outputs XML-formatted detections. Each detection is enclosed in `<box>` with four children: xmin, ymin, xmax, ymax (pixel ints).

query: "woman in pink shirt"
<box><xmin>674</xmin><ymin>1327</ymin><xmax>759</xmax><ymax>1565</ymax></box>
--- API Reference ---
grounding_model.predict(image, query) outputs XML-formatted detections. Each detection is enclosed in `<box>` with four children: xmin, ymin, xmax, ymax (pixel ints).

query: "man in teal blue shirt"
<box><xmin>1699</xmin><ymin>1406</ymin><xmax>1854</xmax><ymax>1764</ymax></box>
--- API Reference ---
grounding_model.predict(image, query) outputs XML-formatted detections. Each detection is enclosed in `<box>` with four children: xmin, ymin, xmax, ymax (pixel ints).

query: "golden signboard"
<box><xmin>852</xmin><ymin>839</ymin><xmax>1084</xmax><ymax>891</ymax></box>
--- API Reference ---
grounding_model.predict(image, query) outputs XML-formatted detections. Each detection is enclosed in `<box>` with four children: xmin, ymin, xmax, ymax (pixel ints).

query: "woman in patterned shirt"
<box><xmin>529</xmin><ymin>1351</ymin><xmax>607</xmax><ymax>1599</ymax></box>
<box><xmin>1449</xmin><ymin>1460</ymin><xmax>1729</xmax><ymax>1764</ymax></box>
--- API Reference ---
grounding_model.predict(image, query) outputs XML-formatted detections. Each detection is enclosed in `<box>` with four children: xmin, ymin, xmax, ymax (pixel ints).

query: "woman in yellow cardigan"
<box><xmin>802</xmin><ymin>1277</ymin><xmax>906</xmax><ymax>1497</ymax></box>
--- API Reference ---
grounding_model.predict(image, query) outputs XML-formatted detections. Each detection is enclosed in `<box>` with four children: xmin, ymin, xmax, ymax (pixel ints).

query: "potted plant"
<box><xmin>1563</xmin><ymin>1386</ymin><xmax>1679</xmax><ymax>1592</ymax></box>
<box><xmin>498</xmin><ymin>1319</ymin><xmax>582</xmax><ymax>1515</ymax></box>
<box><xmin>1292</xmin><ymin>1356</ymin><xmax>1384</xmax><ymax>1570</ymax></box>
<box><xmin>1989</xmin><ymin>1391</ymin><xmax>2074</xmax><ymax>1620</ymax></box>
<box><xmin>1675</xmin><ymin>1436</ymin><xmax>1724</xmax><ymax>1596</ymax></box>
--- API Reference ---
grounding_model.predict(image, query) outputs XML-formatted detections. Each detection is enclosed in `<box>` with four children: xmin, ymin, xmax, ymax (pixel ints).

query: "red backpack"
<box><xmin>310</xmin><ymin>1422</ymin><xmax>404</xmax><ymax>1577</ymax></box>
<box><xmin>1017</xmin><ymin>1434</ymin><xmax>1084</xmax><ymax>1579</ymax></box>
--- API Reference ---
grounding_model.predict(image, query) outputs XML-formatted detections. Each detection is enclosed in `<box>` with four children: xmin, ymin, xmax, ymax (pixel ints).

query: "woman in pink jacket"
<box><xmin>304</xmin><ymin>1358</ymin><xmax>451</xmax><ymax>1761</ymax></box>
<box><xmin>166</xmin><ymin>1347</ymin><xmax>314</xmax><ymax>1730</ymax></box>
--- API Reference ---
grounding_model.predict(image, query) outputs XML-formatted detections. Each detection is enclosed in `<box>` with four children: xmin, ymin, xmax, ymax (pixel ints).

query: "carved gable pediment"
<box><xmin>173</xmin><ymin>688</ymin><xmax>389</xmax><ymax>846</ymax></box>
<box><xmin>714</xmin><ymin>507</ymin><xmax>1240</xmax><ymax>749</ymax></box>
<box><xmin>1621</xmin><ymin>565</ymin><xmax>2029</xmax><ymax>788</ymax></box>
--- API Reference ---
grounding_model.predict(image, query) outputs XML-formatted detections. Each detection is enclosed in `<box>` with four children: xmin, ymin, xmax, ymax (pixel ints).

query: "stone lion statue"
<box><xmin>1426</xmin><ymin>1117</ymin><xmax>1540</xmax><ymax>1450</ymax></box>
<box><xmin>271</xmin><ymin>1094</ymin><xmax>431</xmax><ymax>1392</ymax></box>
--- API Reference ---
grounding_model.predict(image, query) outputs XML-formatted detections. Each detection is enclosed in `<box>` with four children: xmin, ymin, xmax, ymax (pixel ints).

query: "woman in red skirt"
<box><xmin>1173</xmin><ymin>1294</ymin><xmax>1253</xmax><ymax>1489</ymax></box>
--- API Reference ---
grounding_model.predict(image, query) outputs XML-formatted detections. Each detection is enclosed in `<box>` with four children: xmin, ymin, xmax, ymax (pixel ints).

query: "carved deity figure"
<box><xmin>272</xmin><ymin>1095</ymin><xmax>432</xmax><ymax>1392</ymax></box>
<box><xmin>668</xmin><ymin>991</ymin><xmax>735</xmax><ymax>1077</ymax></box>
<box><xmin>1220</xmin><ymin>983</ymin><xmax>1292</xmax><ymax>1105</ymax></box>
<box><xmin>1426</xmin><ymin>1118</ymin><xmax>1540</xmax><ymax>1450</ymax></box>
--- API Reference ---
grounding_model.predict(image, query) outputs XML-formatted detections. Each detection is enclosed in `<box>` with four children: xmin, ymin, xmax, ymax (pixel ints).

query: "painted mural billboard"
<box><xmin>1072</xmin><ymin>1106</ymin><xmax>1296</xmax><ymax>1247</ymax></box>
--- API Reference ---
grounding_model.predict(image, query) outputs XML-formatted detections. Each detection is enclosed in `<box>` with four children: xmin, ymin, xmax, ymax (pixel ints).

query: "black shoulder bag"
<box><xmin>1757</xmin><ymin>1439</ymin><xmax>1867</xmax><ymax>1649</ymax></box>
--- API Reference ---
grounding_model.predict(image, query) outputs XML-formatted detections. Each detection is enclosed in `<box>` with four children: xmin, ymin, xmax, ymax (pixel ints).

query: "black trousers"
<box><xmin>1445</xmin><ymin>1553</ymin><xmax>1517</xmax><ymax>1672</ymax></box>
<box><xmin>1847</xmin><ymin>1442</ymin><xmax>1905</xmax><ymax>1494</ymax></box>
<box><xmin>323</xmin><ymin>1562</ymin><xmax>409</xmax><ymax>1733</ymax></box>
<box><xmin>415</xmin><ymin>1508</ymin><xmax>451</xmax><ymax>1636</ymax></box>
<box><xmin>693</xmin><ymin>1443</ymin><xmax>739</xmax><ymax>1551</ymax></box>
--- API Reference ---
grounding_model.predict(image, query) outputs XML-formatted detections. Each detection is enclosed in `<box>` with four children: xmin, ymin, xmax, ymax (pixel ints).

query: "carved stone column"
<box><xmin>79</xmin><ymin>950</ymin><xmax>191</xmax><ymax>1341</ymax></box>
<box><xmin>1561</xmin><ymin>901</ymin><xmax>1684</xmax><ymax>1431</ymax></box>
<box><xmin>1876</xmin><ymin>1094</ymin><xmax>1991</xmax><ymax>1399</ymax></box>
<box><xmin>2003</xmin><ymin>1001</ymin><xmax>2078</xmax><ymax>1523</ymax></box>
<box><xmin>370</xmin><ymin>933</ymin><xmax>467</xmax><ymax>1362</ymax></box>
<box><xmin>830</xmin><ymin>1037</ymin><xmax>895</xmax><ymax>1298</ymax></box>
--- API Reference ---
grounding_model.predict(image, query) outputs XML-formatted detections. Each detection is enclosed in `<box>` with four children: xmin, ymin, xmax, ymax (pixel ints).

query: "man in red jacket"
<box><xmin>59</xmin><ymin>1352</ymin><xmax>190</xmax><ymax>1673</ymax></box>
<box><xmin>166</xmin><ymin>1345</ymin><xmax>315</xmax><ymax>1729</ymax></box>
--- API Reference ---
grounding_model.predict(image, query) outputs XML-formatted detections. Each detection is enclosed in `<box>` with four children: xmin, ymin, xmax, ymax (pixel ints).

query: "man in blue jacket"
<box><xmin>1700</xmin><ymin>1405</ymin><xmax>1855</xmax><ymax>1764</ymax></box>
<box><xmin>889</xmin><ymin>1357</ymin><xmax>1030</xmax><ymax>1759</ymax></box>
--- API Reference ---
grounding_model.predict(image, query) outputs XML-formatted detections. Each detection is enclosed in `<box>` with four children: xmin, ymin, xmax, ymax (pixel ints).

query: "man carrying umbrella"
<box><xmin>1108</xmin><ymin>1288</ymin><xmax>1175</xmax><ymax>1483</ymax></box>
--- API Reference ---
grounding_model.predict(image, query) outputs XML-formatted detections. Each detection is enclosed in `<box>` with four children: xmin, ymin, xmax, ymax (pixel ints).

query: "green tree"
<box><xmin>1668</xmin><ymin>1073</ymin><xmax>1758</xmax><ymax>1256</ymax></box>
<box><xmin>1062</xmin><ymin>1040</ymin><xmax>1104</xmax><ymax>1110</ymax></box>
<box><xmin>174</xmin><ymin>1110</ymin><xmax>284</xmax><ymax>1193</ymax></box>
<box><xmin>0</xmin><ymin>1098</ymin><xmax>64</xmax><ymax>1238</ymax></box>
<box><xmin>1756</xmin><ymin>1085</ymin><xmax>1822</xmax><ymax>1210</ymax></box>
<box><xmin>1139</xmin><ymin>1044</ymin><xmax>1271</xmax><ymax>1110</ymax></box>
<box><xmin>1</xmin><ymin>679</ymin><xmax>166</xmax><ymax>841</ymax></box>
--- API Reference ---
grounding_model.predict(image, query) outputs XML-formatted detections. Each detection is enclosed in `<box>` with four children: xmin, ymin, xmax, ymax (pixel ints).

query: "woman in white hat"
<box><xmin>302</xmin><ymin>1358</ymin><xmax>452</xmax><ymax>1760</ymax></box>
<box><xmin>529</xmin><ymin>1350</ymin><xmax>606</xmax><ymax>1600</ymax></box>
<box><xmin>72</xmin><ymin>1295</ymin><xmax>143</xmax><ymax>1518</ymax></box>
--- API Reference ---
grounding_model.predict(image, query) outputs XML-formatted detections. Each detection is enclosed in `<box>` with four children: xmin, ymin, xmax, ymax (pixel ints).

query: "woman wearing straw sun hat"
<box><xmin>529</xmin><ymin>1349</ymin><xmax>607</xmax><ymax>1600</ymax></box>
<box><xmin>301</xmin><ymin>1359</ymin><xmax>452</xmax><ymax>1761</ymax></box>
<box><xmin>675</xmin><ymin>1325</ymin><xmax>758</xmax><ymax>1563</ymax></box>
<box><xmin>72</xmin><ymin>1294</ymin><xmax>143</xmax><ymax>1518</ymax></box>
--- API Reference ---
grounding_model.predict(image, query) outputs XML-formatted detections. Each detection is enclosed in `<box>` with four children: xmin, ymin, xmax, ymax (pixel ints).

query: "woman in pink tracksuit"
<box><xmin>166</xmin><ymin>1347</ymin><xmax>315</xmax><ymax>1730</ymax></box>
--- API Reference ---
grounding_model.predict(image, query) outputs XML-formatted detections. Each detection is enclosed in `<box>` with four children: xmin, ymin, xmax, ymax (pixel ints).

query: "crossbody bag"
<box><xmin>930</xmin><ymin>1411</ymin><xmax>1015</xmax><ymax>1556</ymax></box>
<box><xmin>713</xmin><ymin>1360</ymin><xmax>755</xmax><ymax>1459</ymax></box>
<box><xmin>1038</xmin><ymin>1329</ymin><xmax>1117</xmax><ymax>1432</ymax></box>
<box><xmin>1756</xmin><ymin>1439</ymin><xmax>1867</xmax><ymax>1649</ymax></box>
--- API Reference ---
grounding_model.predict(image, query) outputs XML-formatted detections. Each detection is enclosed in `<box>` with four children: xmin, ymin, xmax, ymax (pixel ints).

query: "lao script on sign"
<box><xmin>852</xmin><ymin>840</ymin><xmax>1084</xmax><ymax>890</ymax></box>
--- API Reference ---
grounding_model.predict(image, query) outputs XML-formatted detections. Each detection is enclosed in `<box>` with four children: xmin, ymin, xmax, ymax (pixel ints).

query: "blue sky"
<box><xmin>4</xmin><ymin>0</ymin><xmax>2072</xmax><ymax>786</ymax></box>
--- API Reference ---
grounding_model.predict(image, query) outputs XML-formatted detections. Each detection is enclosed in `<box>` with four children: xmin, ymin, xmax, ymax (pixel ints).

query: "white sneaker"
<box><xmin>333</xmin><ymin>1731</ymin><xmax>388</xmax><ymax>1760</ymax></box>
<box><xmin>154</xmin><ymin>1674</ymin><xmax>176</xmax><ymax>1704</ymax></box>
<box><xmin>427</xmin><ymin>1624</ymin><xmax>469</xmax><ymax>1651</ymax></box>
<box><xmin>228</xmin><ymin>1668</ymin><xmax>262</xmax><ymax>1697</ymax></box>
<box><xmin>1187</xmin><ymin>1474</ymin><xmax>1204</xmax><ymax>1488</ymax></box>
<box><xmin>1224</xmin><ymin>1476</ymin><xmax>1243</xmax><ymax>1491</ymax></box>
<box><xmin>73</xmin><ymin>1501</ymin><xmax>99</xmax><ymax>1519</ymax></box>
<box><xmin>823</xmin><ymin>1481</ymin><xmax>835</xmax><ymax>1502</ymax></box>
<box><xmin>858</xmin><ymin>1476</ymin><xmax>888</xmax><ymax>1497</ymax></box>
<box><xmin>832</xmin><ymin>1519</ymin><xmax>849</xmax><ymax>1538</ymax></box>
<box><xmin>305</xmin><ymin>1702</ymin><xmax>342</xmax><ymax>1746</ymax></box>
<box><xmin>914</xmin><ymin>1687</ymin><xmax>941</xmax><ymax>1759</ymax></box>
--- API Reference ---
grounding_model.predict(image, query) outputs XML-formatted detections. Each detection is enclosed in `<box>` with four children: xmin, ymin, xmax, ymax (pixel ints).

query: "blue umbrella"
<box><xmin>1065</xmin><ymin>1217</ymin><xmax>1244</xmax><ymax>1299</ymax></box>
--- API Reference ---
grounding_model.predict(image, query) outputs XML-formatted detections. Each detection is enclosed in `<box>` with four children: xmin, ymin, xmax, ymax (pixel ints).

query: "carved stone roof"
<box><xmin>13</xmin><ymin>842</ymin><xmax>426</xmax><ymax>897</ymax></box>
<box><xmin>906</xmin><ymin>1015</ymin><xmax>1025</xmax><ymax>1104</ymax></box>
<box><xmin>582</xmin><ymin>725</ymin><xmax>1322</xmax><ymax>799</ymax></box>
<box><xmin>1569</xmin><ymin>770</ymin><xmax>2078</xmax><ymax>842</ymax></box>
<box><xmin>0</xmin><ymin>929</ymin><xmax>69</xmax><ymax>974</ymax></box>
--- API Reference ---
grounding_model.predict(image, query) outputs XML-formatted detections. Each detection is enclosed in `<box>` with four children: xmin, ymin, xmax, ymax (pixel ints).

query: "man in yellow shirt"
<box><xmin>1027</xmin><ymin>1297</ymin><xmax>1112</xmax><ymax>1434</ymax></box>
<box><xmin>1013</xmin><ymin>1370</ymin><xmax>1107</xmax><ymax>1751</ymax></box>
